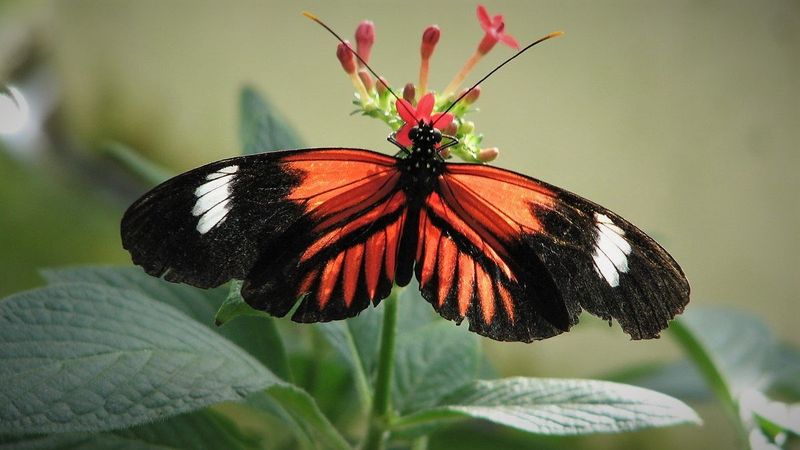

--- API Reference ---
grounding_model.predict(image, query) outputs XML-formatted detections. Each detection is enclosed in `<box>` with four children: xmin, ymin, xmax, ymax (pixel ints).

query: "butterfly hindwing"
<box><xmin>412</xmin><ymin>162</ymin><xmax>689</xmax><ymax>342</ymax></box>
<box><xmin>224</xmin><ymin>149</ymin><xmax>408</xmax><ymax>321</ymax></box>
<box><xmin>122</xmin><ymin>148</ymin><xmax>406</xmax><ymax>324</ymax></box>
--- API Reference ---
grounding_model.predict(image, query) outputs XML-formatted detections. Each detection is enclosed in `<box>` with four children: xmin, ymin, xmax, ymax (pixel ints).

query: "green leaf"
<box><xmin>41</xmin><ymin>266</ymin><xmax>226</xmax><ymax>324</ymax></box>
<box><xmin>214</xmin><ymin>280</ymin><xmax>269</xmax><ymax>325</ymax></box>
<box><xmin>240</xmin><ymin>86</ymin><xmax>303</xmax><ymax>155</ymax></box>
<box><xmin>267</xmin><ymin>385</ymin><xmax>352</xmax><ymax>450</ymax></box>
<box><xmin>316</xmin><ymin>321</ymin><xmax>372</xmax><ymax>409</ymax></box>
<box><xmin>101</xmin><ymin>141</ymin><xmax>172</xmax><ymax>186</ymax></box>
<box><xmin>605</xmin><ymin>360</ymin><xmax>711</xmax><ymax>402</ymax></box>
<box><xmin>766</xmin><ymin>343</ymin><xmax>800</xmax><ymax>399</ymax></box>
<box><xmin>392</xmin><ymin>286</ymin><xmax>480</xmax><ymax>414</ymax></box>
<box><xmin>740</xmin><ymin>390</ymin><xmax>800</xmax><ymax>436</ymax></box>
<box><xmin>43</xmin><ymin>266</ymin><xmax>293</xmax><ymax>382</ymax></box>
<box><xmin>393</xmin><ymin>377</ymin><xmax>700</xmax><ymax>436</ymax></box>
<box><xmin>0</xmin><ymin>409</ymin><xmax>262</xmax><ymax>450</ymax></box>
<box><xmin>0</xmin><ymin>283</ymin><xmax>277</xmax><ymax>433</ymax></box>
<box><xmin>672</xmin><ymin>307</ymin><xmax>776</xmax><ymax>403</ymax></box>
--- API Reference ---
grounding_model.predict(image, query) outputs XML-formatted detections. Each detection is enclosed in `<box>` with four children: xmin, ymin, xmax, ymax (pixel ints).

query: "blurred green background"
<box><xmin>1</xmin><ymin>1</ymin><xmax>798</xmax><ymax>448</ymax></box>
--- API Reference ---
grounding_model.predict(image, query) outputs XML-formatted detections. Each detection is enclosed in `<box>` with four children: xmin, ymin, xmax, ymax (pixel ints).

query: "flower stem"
<box><xmin>443</xmin><ymin>50</ymin><xmax>483</xmax><ymax>97</ymax></box>
<box><xmin>349</xmin><ymin>71</ymin><xmax>372</xmax><ymax>108</ymax></box>
<box><xmin>418</xmin><ymin>58</ymin><xmax>430</xmax><ymax>97</ymax></box>
<box><xmin>362</xmin><ymin>289</ymin><xmax>400</xmax><ymax>450</ymax></box>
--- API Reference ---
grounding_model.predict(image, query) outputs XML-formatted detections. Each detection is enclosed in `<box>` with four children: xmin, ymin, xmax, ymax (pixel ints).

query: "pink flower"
<box><xmin>476</xmin><ymin>4</ymin><xmax>519</xmax><ymax>54</ymax></box>
<box><xmin>395</xmin><ymin>93</ymin><xmax>454</xmax><ymax>147</ymax></box>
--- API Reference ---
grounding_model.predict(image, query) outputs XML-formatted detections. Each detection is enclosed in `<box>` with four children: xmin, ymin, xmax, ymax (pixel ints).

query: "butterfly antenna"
<box><xmin>433</xmin><ymin>31</ymin><xmax>564</xmax><ymax>126</ymax></box>
<box><xmin>302</xmin><ymin>11</ymin><xmax>413</xmax><ymax>117</ymax></box>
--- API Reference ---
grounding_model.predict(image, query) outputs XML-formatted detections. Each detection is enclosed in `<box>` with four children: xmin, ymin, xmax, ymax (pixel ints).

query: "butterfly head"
<box><xmin>408</xmin><ymin>121</ymin><xmax>442</xmax><ymax>149</ymax></box>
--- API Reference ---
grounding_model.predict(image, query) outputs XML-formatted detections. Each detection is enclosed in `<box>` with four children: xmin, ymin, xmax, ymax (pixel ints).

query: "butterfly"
<box><xmin>121</xmin><ymin>17</ymin><xmax>689</xmax><ymax>343</ymax></box>
<box><xmin>121</xmin><ymin>120</ymin><xmax>689</xmax><ymax>343</ymax></box>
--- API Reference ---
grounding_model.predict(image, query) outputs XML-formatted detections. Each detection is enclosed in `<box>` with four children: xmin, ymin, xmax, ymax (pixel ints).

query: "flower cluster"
<box><xmin>334</xmin><ymin>5</ymin><xmax>518</xmax><ymax>162</ymax></box>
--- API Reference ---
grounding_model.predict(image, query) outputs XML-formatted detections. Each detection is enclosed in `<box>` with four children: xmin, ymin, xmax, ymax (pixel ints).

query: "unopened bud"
<box><xmin>355</xmin><ymin>20</ymin><xmax>375</xmax><ymax>66</ymax></box>
<box><xmin>376</xmin><ymin>76</ymin><xmax>389</xmax><ymax>96</ymax></box>
<box><xmin>403</xmin><ymin>83</ymin><xmax>416</xmax><ymax>104</ymax></box>
<box><xmin>336</xmin><ymin>41</ymin><xmax>356</xmax><ymax>74</ymax></box>
<box><xmin>358</xmin><ymin>70</ymin><xmax>374</xmax><ymax>92</ymax></box>
<box><xmin>444</xmin><ymin>121</ymin><xmax>458</xmax><ymax>136</ymax></box>
<box><xmin>463</xmin><ymin>85</ymin><xmax>481</xmax><ymax>104</ymax></box>
<box><xmin>462</xmin><ymin>121</ymin><xmax>475</xmax><ymax>134</ymax></box>
<box><xmin>478</xmin><ymin>147</ymin><xmax>499</xmax><ymax>162</ymax></box>
<box><xmin>420</xmin><ymin>25</ymin><xmax>440</xmax><ymax>59</ymax></box>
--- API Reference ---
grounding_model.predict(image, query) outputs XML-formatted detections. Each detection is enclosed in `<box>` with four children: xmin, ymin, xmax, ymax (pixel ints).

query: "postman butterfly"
<box><xmin>121</xmin><ymin>16</ymin><xmax>689</xmax><ymax>343</ymax></box>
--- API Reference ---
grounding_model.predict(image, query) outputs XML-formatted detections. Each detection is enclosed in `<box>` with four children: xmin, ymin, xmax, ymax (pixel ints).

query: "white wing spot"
<box><xmin>591</xmin><ymin>213</ymin><xmax>632</xmax><ymax>287</ymax></box>
<box><xmin>193</xmin><ymin>165</ymin><xmax>238</xmax><ymax>234</ymax></box>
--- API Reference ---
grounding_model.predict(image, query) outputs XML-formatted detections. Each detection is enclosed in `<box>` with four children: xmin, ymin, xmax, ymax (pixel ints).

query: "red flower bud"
<box><xmin>376</xmin><ymin>76</ymin><xmax>389</xmax><ymax>96</ymax></box>
<box><xmin>478</xmin><ymin>147</ymin><xmax>499</xmax><ymax>162</ymax></box>
<box><xmin>463</xmin><ymin>85</ymin><xmax>481</xmax><ymax>105</ymax></box>
<box><xmin>444</xmin><ymin>121</ymin><xmax>458</xmax><ymax>136</ymax></box>
<box><xmin>355</xmin><ymin>20</ymin><xmax>375</xmax><ymax>66</ymax></box>
<box><xmin>358</xmin><ymin>70</ymin><xmax>374</xmax><ymax>92</ymax></box>
<box><xmin>336</xmin><ymin>41</ymin><xmax>356</xmax><ymax>74</ymax></box>
<box><xmin>403</xmin><ymin>83</ymin><xmax>416</xmax><ymax>104</ymax></box>
<box><xmin>420</xmin><ymin>25</ymin><xmax>440</xmax><ymax>59</ymax></box>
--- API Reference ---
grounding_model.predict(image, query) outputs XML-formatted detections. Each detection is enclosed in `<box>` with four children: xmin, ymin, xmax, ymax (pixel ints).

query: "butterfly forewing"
<box><xmin>412</xmin><ymin>162</ymin><xmax>689</xmax><ymax>342</ymax></box>
<box><xmin>121</xmin><ymin>152</ymin><xmax>306</xmax><ymax>288</ymax></box>
<box><xmin>122</xmin><ymin>148</ymin><xmax>404</xmax><ymax>320</ymax></box>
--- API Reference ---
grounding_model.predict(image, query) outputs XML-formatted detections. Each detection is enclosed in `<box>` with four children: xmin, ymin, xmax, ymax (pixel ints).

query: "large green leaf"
<box><xmin>42</xmin><ymin>266</ymin><xmax>292</xmax><ymax>382</ymax></box>
<box><xmin>392</xmin><ymin>286</ymin><xmax>480</xmax><ymax>414</ymax></box>
<box><xmin>0</xmin><ymin>283</ymin><xmax>276</xmax><ymax>433</ymax></box>
<box><xmin>41</xmin><ymin>266</ymin><xmax>225</xmax><ymax>324</ymax></box>
<box><xmin>0</xmin><ymin>409</ymin><xmax>262</xmax><ymax>450</ymax></box>
<box><xmin>239</xmin><ymin>86</ymin><xmax>303</xmax><ymax>154</ymax></box>
<box><xmin>393</xmin><ymin>377</ymin><xmax>700</xmax><ymax>436</ymax></box>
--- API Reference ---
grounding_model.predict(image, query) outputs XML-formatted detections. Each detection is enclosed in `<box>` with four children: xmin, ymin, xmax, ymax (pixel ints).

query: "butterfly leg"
<box><xmin>387</xmin><ymin>132</ymin><xmax>411</xmax><ymax>155</ymax></box>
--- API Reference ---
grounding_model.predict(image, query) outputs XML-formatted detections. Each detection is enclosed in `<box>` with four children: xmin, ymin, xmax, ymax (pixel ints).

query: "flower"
<box><xmin>442</xmin><ymin>4</ymin><xmax>519</xmax><ymax>96</ymax></box>
<box><xmin>313</xmin><ymin>5</ymin><xmax>561</xmax><ymax>162</ymax></box>
<box><xmin>394</xmin><ymin>93</ymin><xmax>454</xmax><ymax>147</ymax></box>
<box><xmin>476</xmin><ymin>4</ymin><xmax>519</xmax><ymax>54</ymax></box>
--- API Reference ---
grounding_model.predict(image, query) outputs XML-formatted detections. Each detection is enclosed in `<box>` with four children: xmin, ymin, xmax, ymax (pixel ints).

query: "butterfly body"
<box><xmin>122</xmin><ymin>120</ymin><xmax>689</xmax><ymax>342</ymax></box>
<box><xmin>396</xmin><ymin>124</ymin><xmax>445</xmax><ymax>202</ymax></box>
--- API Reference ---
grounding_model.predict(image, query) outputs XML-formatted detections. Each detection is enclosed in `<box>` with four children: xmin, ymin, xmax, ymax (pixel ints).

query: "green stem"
<box><xmin>362</xmin><ymin>289</ymin><xmax>400</xmax><ymax>450</ymax></box>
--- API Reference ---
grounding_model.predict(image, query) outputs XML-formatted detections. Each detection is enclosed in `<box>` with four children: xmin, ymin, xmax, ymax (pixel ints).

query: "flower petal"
<box><xmin>396</xmin><ymin>98</ymin><xmax>417</xmax><ymax>124</ymax></box>
<box><xmin>492</xmin><ymin>14</ymin><xmax>504</xmax><ymax>28</ymax></box>
<box><xmin>476</xmin><ymin>5</ymin><xmax>492</xmax><ymax>30</ymax></box>
<box><xmin>416</xmin><ymin>93</ymin><xmax>435</xmax><ymax>119</ymax></box>
<box><xmin>431</xmin><ymin>112</ymin><xmax>454</xmax><ymax>131</ymax></box>
<box><xmin>396</xmin><ymin>124</ymin><xmax>412</xmax><ymax>147</ymax></box>
<box><xmin>499</xmin><ymin>32</ymin><xmax>520</xmax><ymax>50</ymax></box>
